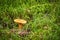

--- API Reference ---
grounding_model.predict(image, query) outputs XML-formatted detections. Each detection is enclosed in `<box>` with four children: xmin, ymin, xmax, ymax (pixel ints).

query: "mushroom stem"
<box><xmin>18</xmin><ymin>23</ymin><xmax>23</xmax><ymax>29</ymax></box>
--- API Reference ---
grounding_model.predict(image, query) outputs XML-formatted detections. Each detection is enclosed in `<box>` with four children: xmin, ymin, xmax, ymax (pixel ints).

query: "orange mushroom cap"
<box><xmin>14</xmin><ymin>19</ymin><xmax>27</xmax><ymax>24</ymax></box>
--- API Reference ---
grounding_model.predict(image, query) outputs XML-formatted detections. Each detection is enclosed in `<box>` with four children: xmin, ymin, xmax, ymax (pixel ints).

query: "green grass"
<box><xmin>0</xmin><ymin>0</ymin><xmax>60</xmax><ymax>40</ymax></box>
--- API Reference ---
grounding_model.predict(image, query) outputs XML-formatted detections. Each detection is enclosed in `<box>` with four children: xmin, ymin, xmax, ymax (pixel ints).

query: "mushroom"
<box><xmin>14</xmin><ymin>19</ymin><xmax>27</xmax><ymax>29</ymax></box>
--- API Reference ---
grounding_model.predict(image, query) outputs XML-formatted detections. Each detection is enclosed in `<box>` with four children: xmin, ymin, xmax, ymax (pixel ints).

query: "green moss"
<box><xmin>0</xmin><ymin>0</ymin><xmax>60</xmax><ymax>40</ymax></box>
